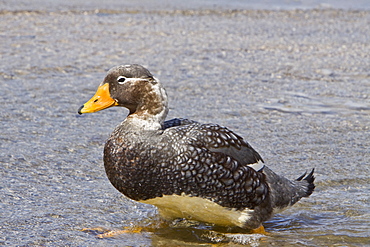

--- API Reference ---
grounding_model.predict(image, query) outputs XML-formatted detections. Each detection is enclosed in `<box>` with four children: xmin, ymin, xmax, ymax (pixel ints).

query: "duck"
<box><xmin>78</xmin><ymin>64</ymin><xmax>315</xmax><ymax>232</ymax></box>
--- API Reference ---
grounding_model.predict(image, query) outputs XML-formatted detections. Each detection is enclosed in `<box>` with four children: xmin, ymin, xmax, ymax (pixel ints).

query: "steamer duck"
<box><xmin>78</xmin><ymin>64</ymin><xmax>315</xmax><ymax>232</ymax></box>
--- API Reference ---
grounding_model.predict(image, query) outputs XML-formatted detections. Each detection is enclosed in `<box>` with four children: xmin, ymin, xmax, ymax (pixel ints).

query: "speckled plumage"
<box><xmin>79</xmin><ymin>64</ymin><xmax>315</xmax><ymax>230</ymax></box>
<box><xmin>105</xmin><ymin>119</ymin><xmax>267</xmax><ymax>209</ymax></box>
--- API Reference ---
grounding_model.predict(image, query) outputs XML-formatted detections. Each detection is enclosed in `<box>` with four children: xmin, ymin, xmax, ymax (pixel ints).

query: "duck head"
<box><xmin>78</xmin><ymin>64</ymin><xmax>168</xmax><ymax>122</ymax></box>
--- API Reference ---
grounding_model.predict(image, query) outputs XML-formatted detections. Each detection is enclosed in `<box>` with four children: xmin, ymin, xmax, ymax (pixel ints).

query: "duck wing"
<box><xmin>162</xmin><ymin>119</ymin><xmax>268</xmax><ymax>210</ymax></box>
<box><xmin>164</xmin><ymin>118</ymin><xmax>264</xmax><ymax>169</ymax></box>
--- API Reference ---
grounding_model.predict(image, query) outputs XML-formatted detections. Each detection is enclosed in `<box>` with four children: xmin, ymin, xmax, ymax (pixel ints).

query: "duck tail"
<box><xmin>263</xmin><ymin>167</ymin><xmax>315</xmax><ymax>210</ymax></box>
<box><xmin>296</xmin><ymin>168</ymin><xmax>315</xmax><ymax>197</ymax></box>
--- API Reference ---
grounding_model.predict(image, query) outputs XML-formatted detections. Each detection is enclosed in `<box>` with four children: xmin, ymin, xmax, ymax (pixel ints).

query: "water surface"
<box><xmin>1</xmin><ymin>1</ymin><xmax>369</xmax><ymax>246</ymax></box>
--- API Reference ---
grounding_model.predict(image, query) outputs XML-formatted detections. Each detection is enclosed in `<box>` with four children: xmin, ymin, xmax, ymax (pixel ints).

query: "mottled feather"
<box><xmin>80</xmin><ymin>64</ymin><xmax>315</xmax><ymax>229</ymax></box>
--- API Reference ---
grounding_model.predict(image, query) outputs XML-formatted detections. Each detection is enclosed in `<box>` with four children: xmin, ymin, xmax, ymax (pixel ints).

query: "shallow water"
<box><xmin>1</xmin><ymin>1</ymin><xmax>370</xmax><ymax>246</ymax></box>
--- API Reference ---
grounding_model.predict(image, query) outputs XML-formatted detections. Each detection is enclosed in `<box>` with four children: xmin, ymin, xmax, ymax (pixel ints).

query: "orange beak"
<box><xmin>78</xmin><ymin>83</ymin><xmax>118</xmax><ymax>114</ymax></box>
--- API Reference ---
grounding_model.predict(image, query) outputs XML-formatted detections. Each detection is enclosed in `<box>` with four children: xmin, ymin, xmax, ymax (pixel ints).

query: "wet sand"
<box><xmin>1</xmin><ymin>1</ymin><xmax>369</xmax><ymax>246</ymax></box>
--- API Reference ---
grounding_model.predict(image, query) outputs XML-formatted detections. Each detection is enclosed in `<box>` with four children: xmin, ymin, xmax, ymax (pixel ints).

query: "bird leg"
<box><xmin>250</xmin><ymin>225</ymin><xmax>267</xmax><ymax>234</ymax></box>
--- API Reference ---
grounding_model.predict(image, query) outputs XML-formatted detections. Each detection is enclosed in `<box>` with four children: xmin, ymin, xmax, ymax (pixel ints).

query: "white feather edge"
<box><xmin>247</xmin><ymin>160</ymin><xmax>265</xmax><ymax>172</ymax></box>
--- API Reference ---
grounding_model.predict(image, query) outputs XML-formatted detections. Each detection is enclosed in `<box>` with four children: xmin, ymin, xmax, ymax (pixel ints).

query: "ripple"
<box><xmin>261</xmin><ymin>92</ymin><xmax>370</xmax><ymax>115</ymax></box>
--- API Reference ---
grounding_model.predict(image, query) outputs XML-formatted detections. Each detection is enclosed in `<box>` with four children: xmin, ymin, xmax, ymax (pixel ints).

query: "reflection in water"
<box><xmin>83</xmin><ymin>218</ymin><xmax>268</xmax><ymax>246</ymax></box>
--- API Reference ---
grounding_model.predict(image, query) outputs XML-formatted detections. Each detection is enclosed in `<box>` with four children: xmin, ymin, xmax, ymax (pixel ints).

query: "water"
<box><xmin>1</xmin><ymin>1</ymin><xmax>369</xmax><ymax>246</ymax></box>
<box><xmin>2</xmin><ymin>0</ymin><xmax>370</xmax><ymax>11</ymax></box>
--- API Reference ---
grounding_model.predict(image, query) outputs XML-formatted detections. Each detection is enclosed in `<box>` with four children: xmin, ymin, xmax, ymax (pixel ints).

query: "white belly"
<box><xmin>140</xmin><ymin>193</ymin><xmax>253</xmax><ymax>228</ymax></box>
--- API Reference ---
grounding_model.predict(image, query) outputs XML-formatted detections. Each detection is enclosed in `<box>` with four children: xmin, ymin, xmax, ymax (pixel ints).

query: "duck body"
<box><xmin>78</xmin><ymin>64</ymin><xmax>315</xmax><ymax>230</ymax></box>
<box><xmin>104</xmin><ymin>118</ymin><xmax>272</xmax><ymax>228</ymax></box>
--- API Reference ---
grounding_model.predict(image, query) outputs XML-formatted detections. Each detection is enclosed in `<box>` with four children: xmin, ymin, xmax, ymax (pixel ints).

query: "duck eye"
<box><xmin>117</xmin><ymin>76</ymin><xmax>126</xmax><ymax>84</ymax></box>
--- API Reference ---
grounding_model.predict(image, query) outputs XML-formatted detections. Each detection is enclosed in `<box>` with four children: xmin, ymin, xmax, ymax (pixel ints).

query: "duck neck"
<box><xmin>126</xmin><ymin>84</ymin><xmax>168</xmax><ymax>131</ymax></box>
